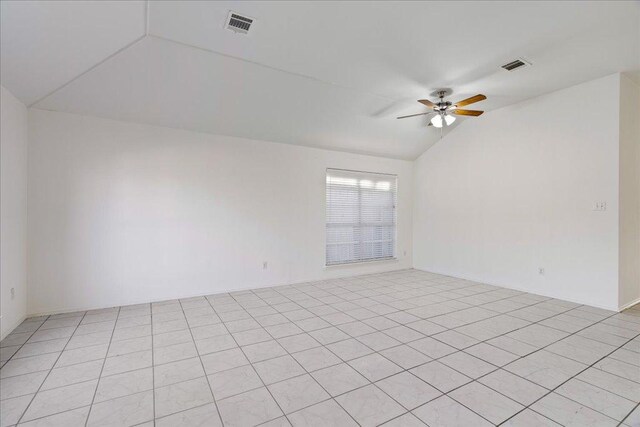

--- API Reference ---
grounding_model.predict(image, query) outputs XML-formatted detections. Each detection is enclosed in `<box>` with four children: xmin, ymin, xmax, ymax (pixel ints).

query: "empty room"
<box><xmin>1</xmin><ymin>1</ymin><xmax>639</xmax><ymax>426</ymax></box>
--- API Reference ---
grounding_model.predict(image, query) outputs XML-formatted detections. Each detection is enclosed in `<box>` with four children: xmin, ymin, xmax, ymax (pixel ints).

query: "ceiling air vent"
<box><xmin>225</xmin><ymin>11</ymin><xmax>255</xmax><ymax>35</ymax></box>
<box><xmin>501</xmin><ymin>58</ymin><xmax>531</xmax><ymax>71</ymax></box>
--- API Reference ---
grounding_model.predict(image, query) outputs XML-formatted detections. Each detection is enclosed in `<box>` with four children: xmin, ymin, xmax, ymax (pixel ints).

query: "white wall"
<box><xmin>1</xmin><ymin>86</ymin><xmax>28</xmax><ymax>339</ymax></box>
<box><xmin>27</xmin><ymin>109</ymin><xmax>413</xmax><ymax>315</ymax></box>
<box><xmin>413</xmin><ymin>74</ymin><xmax>622</xmax><ymax>310</ymax></box>
<box><xmin>619</xmin><ymin>74</ymin><xmax>640</xmax><ymax>309</ymax></box>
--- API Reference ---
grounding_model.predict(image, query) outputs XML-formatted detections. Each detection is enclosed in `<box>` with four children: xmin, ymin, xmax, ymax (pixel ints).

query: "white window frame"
<box><xmin>325</xmin><ymin>168</ymin><xmax>397</xmax><ymax>266</ymax></box>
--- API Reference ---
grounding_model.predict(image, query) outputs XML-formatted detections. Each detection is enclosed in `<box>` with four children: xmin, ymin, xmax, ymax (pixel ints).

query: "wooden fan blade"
<box><xmin>453</xmin><ymin>94</ymin><xmax>486</xmax><ymax>107</ymax></box>
<box><xmin>396</xmin><ymin>112</ymin><xmax>432</xmax><ymax>119</ymax></box>
<box><xmin>451</xmin><ymin>109</ymin><xmax>484</xmax><ymax>116</ymax></box>
<box><xmin>418</xmin><ymin>99</ymin><xmax>436</xmax><ymax>108</ymax></box>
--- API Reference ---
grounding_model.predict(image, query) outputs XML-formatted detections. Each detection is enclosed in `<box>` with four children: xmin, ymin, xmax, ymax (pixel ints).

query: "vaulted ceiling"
<box><xmin>2</xmin><ymin>1</ymin><xmax>639</xmax><ymax>159</ymax></box>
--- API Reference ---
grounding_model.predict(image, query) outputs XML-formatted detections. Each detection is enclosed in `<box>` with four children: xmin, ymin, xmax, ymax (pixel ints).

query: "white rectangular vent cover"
<box><xmin>225</xmin><ymin>11</ymin><xmax>254</xmax><ymax>34</ymax></box>
<box><xmin>501</xmin><ymin>58</ymin><xmax>531</xmax><ymax>71</ymax></box>
<box><xmin>502</xmin><ymin>58</ymin><xmax>531</xmax><ymax>71</ymax></box>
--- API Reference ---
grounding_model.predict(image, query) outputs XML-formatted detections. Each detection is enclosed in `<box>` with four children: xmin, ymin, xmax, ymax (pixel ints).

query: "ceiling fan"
<box><xmin>397</xmin><ymin>90</ymin><xmax>486</xmax><ymax>129</ymax></box>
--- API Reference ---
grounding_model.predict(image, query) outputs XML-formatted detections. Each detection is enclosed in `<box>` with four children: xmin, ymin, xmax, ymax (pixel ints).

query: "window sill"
<box><xmin>324</xmin><ymin>257</ymin><xmax>398</xmax><ymax>269</ymax></box>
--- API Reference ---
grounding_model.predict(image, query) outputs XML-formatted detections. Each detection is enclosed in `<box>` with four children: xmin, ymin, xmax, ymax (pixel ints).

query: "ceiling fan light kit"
<box><xmin>430</xmin><ymin>114</ymin><xmax>456</xmax><ymax>128</ymax></box>
<box><xmin>398</xmin><ymin>90</ymin><xmax>486</xmax><ymax>131</ymax></box>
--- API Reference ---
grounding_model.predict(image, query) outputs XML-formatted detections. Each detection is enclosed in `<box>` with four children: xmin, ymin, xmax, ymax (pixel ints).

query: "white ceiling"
<box><xmin>2</xmin><ymin>1</ymin><xmax>639</xmax><ymax>159</ymax></box>
<box><xmin>0</xmin><ymin>1</ymin><xmax>146</xmax><ymax>106</ymax></box>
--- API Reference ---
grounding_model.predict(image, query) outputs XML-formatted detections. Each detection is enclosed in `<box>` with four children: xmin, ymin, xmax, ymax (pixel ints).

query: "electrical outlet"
<box><xmin>538</xmin><ymin>268</ymin><xmax>545</xmax><ymax>275</ymax></box>
<box><xmin>403</xmin><ymin>250</ymin><xmax>407</xmax><ymax>257</ymax></box>
<box><xmin>10</xmin><ymin>287</ymin><xmax>15</xmax><ymax>299</ymax></box>
<box><xmin>263</xmin><ymin>261</ymin><xmax>268</xmax><ymax>270</ymax></box>
<box><xmin>593</xmin><ymin>202</ymin><xmax>607</xmax><ymax>211</ymax></box>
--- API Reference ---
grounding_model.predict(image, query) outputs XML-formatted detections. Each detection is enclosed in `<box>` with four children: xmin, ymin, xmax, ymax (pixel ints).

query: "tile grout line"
<box><xmin>140</xmin><ymin>295</ymin><xmax>640</xmax><ymax>427</ymax></box>
<box><xmin>273</xmin><ymin>277</ymin><xmax>514</xmax><ymax>423</ymax></box>
<box><xmin>1</xmin><ymin>315</ymin><xmax>145</xmax><ymax>425</ymax></box>
<box><xmin>9</xmin><ymin>302</ymin><xmax>637</xmax><ymax>426</ymax></box>
<box><xmin>270</xmin><ymin>278</ymin><xmax>640</xmax><ymax>425</ymax></box>
<box><xmin>149</xmin><ymin>303</ymin><xmax>156</xmax><ymax>427</ymax></box>
<box><xmin>272</xmin><ymin>286</ymin><xmax>534</xmax><ymax>426</ymax></box>
<box><xmin>618</xmin><ymin>401</ymin><xmax>639</xmax><ymax>427</ymax></box>
<box><xmin>496</xmin><ymin>319</ymin><xmax>640</xmax><ymax>425</ymax></box>
<box><xmin>237</xmin><ymin>284</ymin><xmax>445</xmax><ymax>425</ymax></box>
<box><xmin>3</xmin><ymin>271</ymin><xmax>639</xmax><ymax>426</ymax></box>
<box><xmin>0</xmin><ymin>280</ymin><xmax>590</xmax><ymax>371</ymax></box>
<box><xmin>1</xmin><ymin>315</ymin><xmax>51</xmax><ymax>367</ymax></box>
<box><xmin>168</xmin><ymin>298</ymin><xmax>224</xmax><ymax>426</ymax></box>
<box><xmin>391</xmin><ymin>282</ymin><xmax>640</xmax><ymax>424</ymax></box>
<box><xmin>202</xmin><ymin>295</ymin><xmax>295</xmax><ymax>427</ymax></box>
<box><xmin>256</xmin><ymin>280</ymin><xmax>594</xmax><ymax>424</ymax></box>
<box><xmin>2</xmin><ymin>311</ymin><xmax>148</xmax><ymax>364</ymax></box>
<box><xmin>14</xmin><ymin>311</ymin><xmax>87</xmax><ymax>425</ymax></box>
<box><xmin>223</xmin><ymin>280</ymin><xmax>478</xmax><ymax>425</ymax></box>
<box><xmin>208</xmin><ymin>295</ymin><xmax>351</xmax><ymax>423</ymax></box>
<box><xmin>221</xmin><ymin>291</ymin><xmax>367</xmax><ymax>427</ymax></box>
<box><xmin>420</xmin><ymin>304</ymin><xmax>638</xmax><ymax>425</ymax></box>
<box><xmin>83</xmin><ymin>307</ymin><xmax>121</xmax><ymax>427</ymax></box>
<box><xmin>213</xmin><ymin>276</ymin><xmax>638</xmax><ymax>427</ymax></box>
<box><xmin>500</xmin><ymin>329</ymin><xmax>640</xmax><ymax>426</ymax></box>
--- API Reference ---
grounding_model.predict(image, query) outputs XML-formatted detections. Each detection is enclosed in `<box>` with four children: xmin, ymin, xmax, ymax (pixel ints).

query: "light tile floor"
<box><xmin>1</xmin><ymin>269</ymin><xmax>639</xmax><ymax>426</ymax></box>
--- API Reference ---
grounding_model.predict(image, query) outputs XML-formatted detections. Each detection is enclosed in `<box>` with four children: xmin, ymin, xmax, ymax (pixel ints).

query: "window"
<box><xmin>326</xmin><ymin>168</ymin><xmax>397</xmax><ymax>266</ymax></box>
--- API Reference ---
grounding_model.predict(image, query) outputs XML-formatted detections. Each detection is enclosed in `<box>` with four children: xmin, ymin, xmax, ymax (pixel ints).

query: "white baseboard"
<box><xmin>27</xmin><ymin>266</ymin><xmax>625</xmax><ymax>319</ymax></box>
<box><xmin>26</xmin><ymin>284</ymin><xmax>272</xmax><ymax>318</ymax></box>
<box><xmin>412</xmin><ymin>267</ymin><xmax>621</xmax><ymax>312</ymax></box>
<box><xmin>1</xmin><ymin>314</ymin><xmax>28</xmax><ymax>341</ymax></box>
<box><xmin>27</xmin><ymin>267</ymin><xmax>412</xmax><ymax>318</ymax></box>
<box><xmin>27</xmin><ymin>268</ymin><xmax>413</xmax><ymax>317</ymax></box>
<box><xmin>619</xmin><ymin>296</ymin><xmax>640</xmax><ymax>312</ymax></box>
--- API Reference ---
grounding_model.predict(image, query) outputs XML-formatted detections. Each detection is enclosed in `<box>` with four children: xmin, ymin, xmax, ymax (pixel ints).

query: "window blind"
<box><xmin>326</xmin><ymin>168</ymin><xmax>397</xmax><ymax>266</ymax></box>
